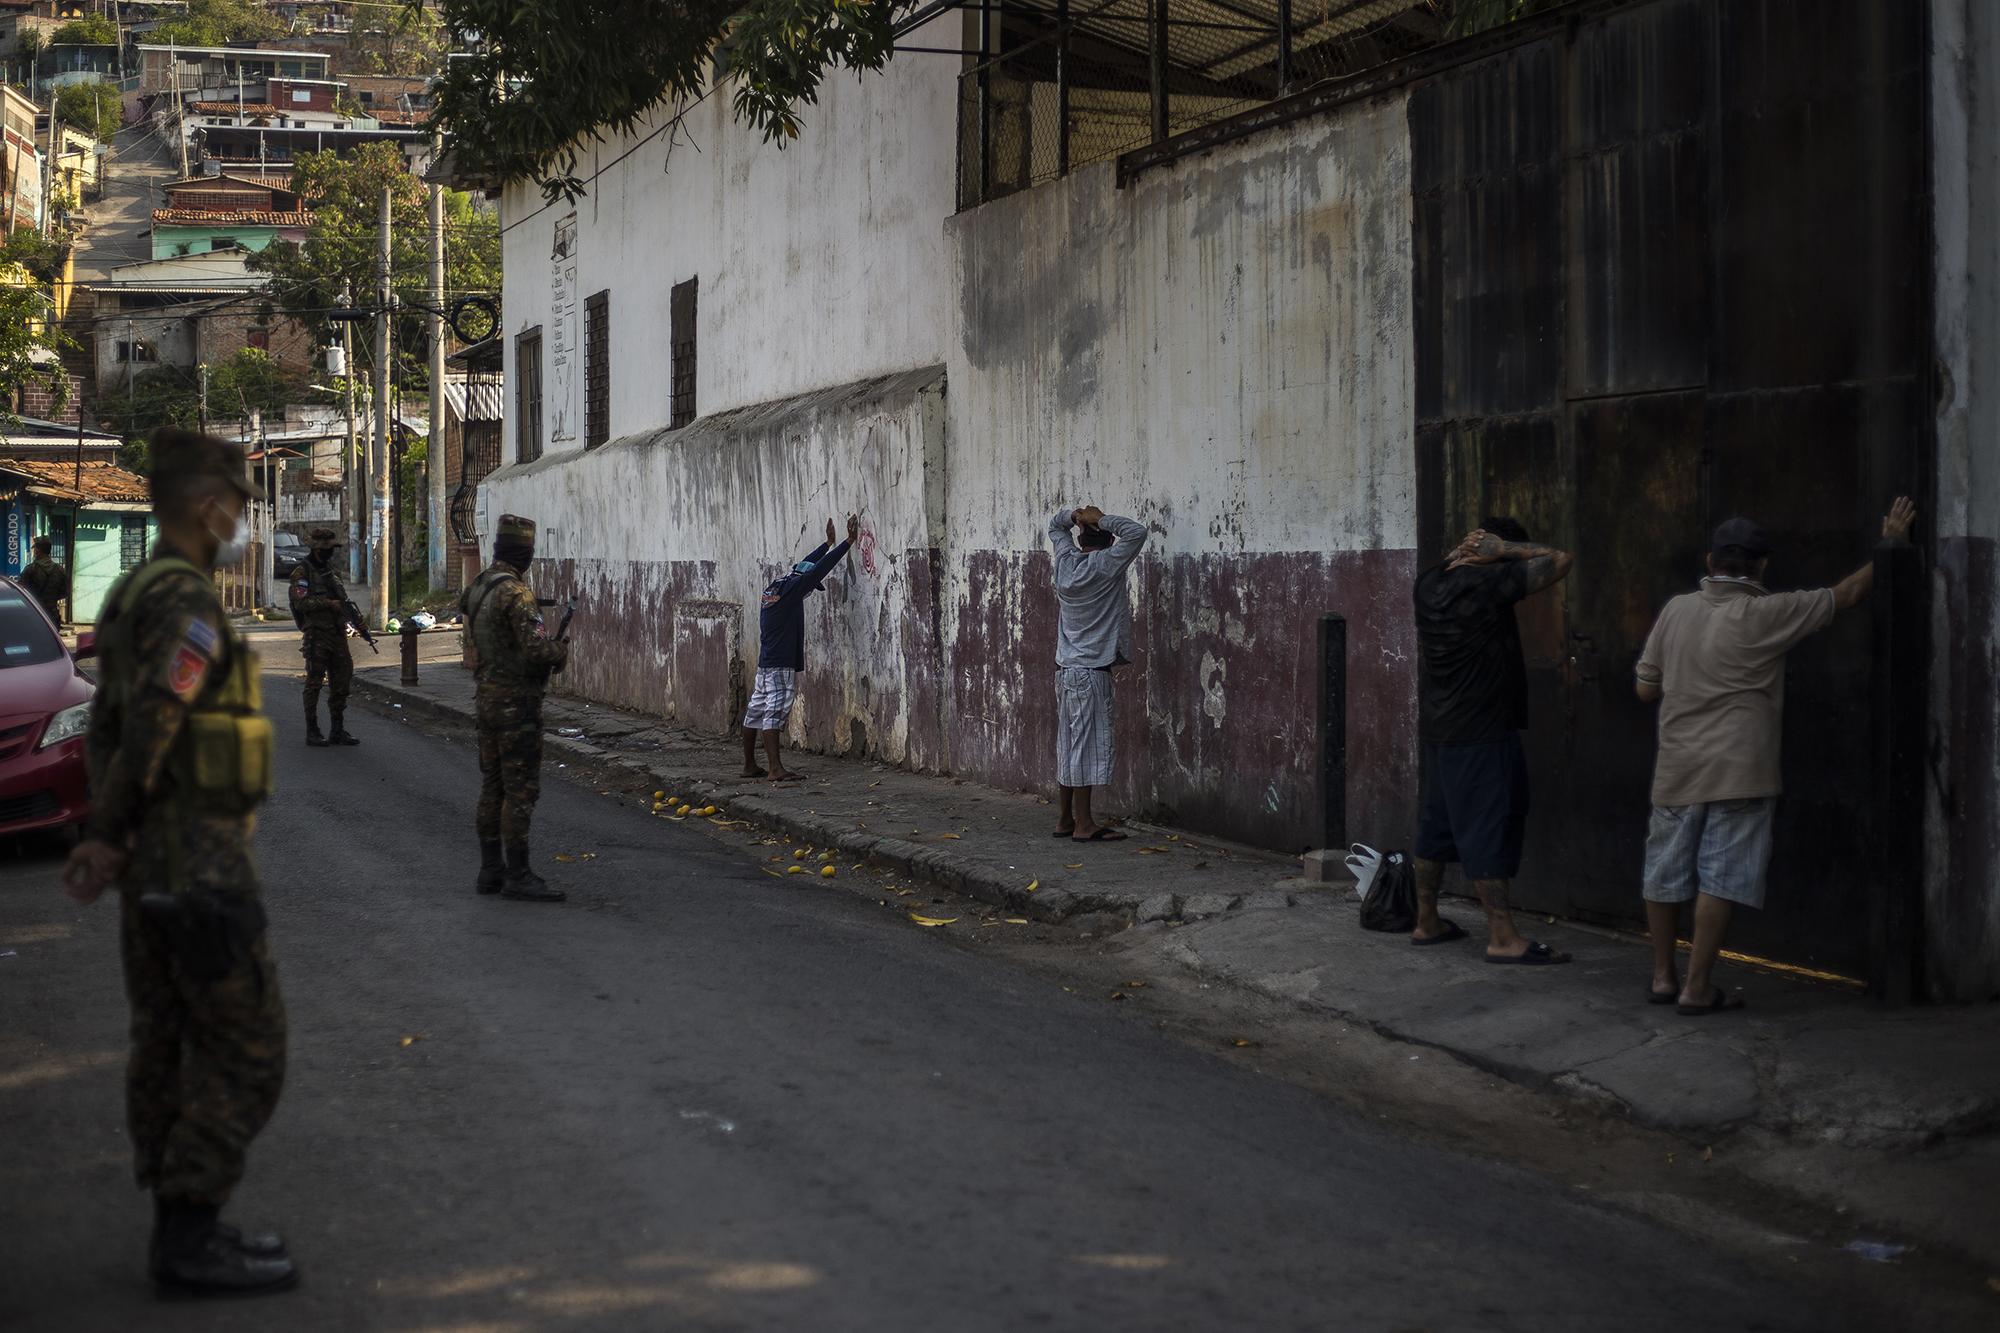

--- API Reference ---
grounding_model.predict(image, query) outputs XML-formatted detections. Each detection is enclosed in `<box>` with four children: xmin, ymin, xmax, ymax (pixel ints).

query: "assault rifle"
<box><xmin>341</xmin><ymin>599</ymin><xmax>381</xmax><ymax>653</ymax></box>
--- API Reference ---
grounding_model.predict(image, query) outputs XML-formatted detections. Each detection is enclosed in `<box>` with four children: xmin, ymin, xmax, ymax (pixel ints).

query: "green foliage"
<box><xmin>1442</xmin><ymin>0</ymin><xmax>1571</xmax><ymax>37</ymax></box>
<box><xmin>17</xmin><ymin>29</ymin><xmax>42</xmax><ymax>57</ymax></box>
<box><xmin>422</xmin><ymin>0</ymin><xmax>903</xmax><ymax>200</ymax></box>
<box><xmin>99</xmin><ymin>348</ymin><xmax>304</xmax><ymax>440</ymax></box>
<box><xmin>56</xmin><ymin>82</ymin><xmax>122</xmax><ymax>143</ymax></box>
<box><xmin>118</xmin><ymin>437</ymin><xmax>150</xmax><ymax>476</ymax></box>
<box><xmin>346</xmin><ymin>5</ymin><xmax>447</xmax><ymax>76</ymax></box>
<box><xmin>249</xmin><ymin>143</ymin><xmax>499</xmax><ymax>381</ymax></box>
<box><xmin>0</xmin><ymin>231</ymin><xmax>71</xmax><ymax>423</ymax></box>
<box><xmin>50</xmin><ymin>14</ymin><xmax>117</xmax><ymax>44</ymax></box>
<box><xmin>149</xmin><ymin>0</ymin><xmax>285</xmax><ymax>47</ymax></box>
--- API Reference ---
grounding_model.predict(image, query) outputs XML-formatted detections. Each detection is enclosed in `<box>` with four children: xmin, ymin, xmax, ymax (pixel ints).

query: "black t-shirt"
<box><xmin>1414</xmin><ymin>561</ymin><xmax>1531</xmax><ymax>744</ymax></box>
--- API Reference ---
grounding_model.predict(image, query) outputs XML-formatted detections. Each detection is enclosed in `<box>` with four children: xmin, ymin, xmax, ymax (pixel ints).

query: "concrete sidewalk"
<box><xmin>346</xmin><ymin>646</ymin><xmax>2000</xmax><ymax>1149</ymax></box>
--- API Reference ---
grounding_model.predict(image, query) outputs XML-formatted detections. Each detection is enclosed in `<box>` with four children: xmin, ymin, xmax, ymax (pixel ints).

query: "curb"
<box><xmin>348</xmin><ymin>673</ymin><xmax>1079</xmax><ymax>922</ymax></box>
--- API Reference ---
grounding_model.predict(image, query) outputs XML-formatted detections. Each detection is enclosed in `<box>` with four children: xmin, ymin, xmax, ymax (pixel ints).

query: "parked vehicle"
<box><xmin>0</xmin><ymin>576</ymin><xmax>95</xmax><ymax>839</ymax></box>
<box><xmin>272</xmin><ymin>532</ymin><xmax>309</xmax><ymax>580</ymax></box>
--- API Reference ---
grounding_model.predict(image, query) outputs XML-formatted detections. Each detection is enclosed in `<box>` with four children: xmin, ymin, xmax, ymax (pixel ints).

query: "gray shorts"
<box><xmin>1641</xmin><ymin>798</ymin><xmax>1777</xmax><ymax>909</ymax></box>
<box><xmin>1055</xmin><ymin>667</ymin><xmax>1114</xmax><ymax>789</ymax></box>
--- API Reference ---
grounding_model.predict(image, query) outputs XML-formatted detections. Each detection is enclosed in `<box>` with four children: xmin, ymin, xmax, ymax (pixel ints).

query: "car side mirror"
<box><xmin>72</xmin><ymin>630</ymin><xmax>97</xmax><ymax>660</ymax></box>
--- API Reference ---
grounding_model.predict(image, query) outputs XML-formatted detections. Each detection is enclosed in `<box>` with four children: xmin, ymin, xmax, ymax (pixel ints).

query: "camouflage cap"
<box><xmin>496</xmin><ymin>513</ymin><xmax>536</xmax><ymax>543</ymax></box>
<box><xmin>309</xmin><ymin>526</ymin><xmax>339</xmax><ymax>545</ymax></box>
<box><xmin>149</xmin><ymin>427</ymin><xmax>265</xmax><ymax>502</ymax></box>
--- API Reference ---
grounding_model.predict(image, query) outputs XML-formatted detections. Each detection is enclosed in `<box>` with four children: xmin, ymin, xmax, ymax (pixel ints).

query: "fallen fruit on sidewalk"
<box><xmin>793</xmin><ymin>848</ymin><xmax>807</xmax><ymax>859</ymax></box>
<box><xmin>653</xmin><ymin>790</ymin><xmax>664</xmax><ymax>800</ymax></box>
<box><xmin>677</xmin><ymin>804</ymin><xmax>693</xmax><ymax>816</ymax></box>
<box><xmin>699</xmin><ymin>805</ymin><xmax>718</xmax><ymax>816</ymax></box>
<box><xmin>820</xmin><ymin>866</ymin><xmax>837</xmax><ymax>878</ymax></box>
<box><xmin>786</xmin><ymin>865</ymin><xmax>804</xmax><ymax>875</ymax></box>
<box><xmin>1025</xmin><ymin>879</ymin><xmax>1039</xmax><ymax>893</ymax></box>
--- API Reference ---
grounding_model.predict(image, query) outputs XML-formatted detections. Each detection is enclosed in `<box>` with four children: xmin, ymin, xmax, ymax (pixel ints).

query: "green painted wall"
<box><xmin>35</xmin><ymin>506</ymin><xmax>154</xmax><ymax>624</ymax></box>
<box><xmin>150</xmin><ymin>226</ymin><xmax>284</xmax><ymax>260</ymax></box>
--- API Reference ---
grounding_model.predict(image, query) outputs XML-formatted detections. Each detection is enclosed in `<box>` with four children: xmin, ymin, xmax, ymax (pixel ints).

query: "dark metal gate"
<box><xmin>1410</xmin><ymin>0</ymin><xmax>1929</xmax><ymax>975</ymax></box>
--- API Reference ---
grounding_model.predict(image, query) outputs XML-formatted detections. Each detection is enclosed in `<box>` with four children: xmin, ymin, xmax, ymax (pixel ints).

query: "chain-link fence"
<box><xmin>955</xmin><ymin>0</ymin><xmax>1448</xmax><ymax>210</ymax></box>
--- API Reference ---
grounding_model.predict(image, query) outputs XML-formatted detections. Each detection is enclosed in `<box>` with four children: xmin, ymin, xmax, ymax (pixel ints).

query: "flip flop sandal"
<box><xmin>1051</xmin><ymin>828</ymin><xmax>1078</xmax><ymax>838</ymax></box>
<box><xmin>1647</xmin><ymin>988</ymin><xmax>1679</xmax><ymax>1005</ymax></box>
<box><xmin>1074</xmin><ymin>828</ymin><xmax>1129</xmax><ymax>842</ymax></box>
<box><xmin>1485</xmin><ymin>941</ymin><xmax>1571</xmax><ymax>965</ymax></box>
<box><xmin>1676</xmin><ymin>990</ymin><xmax>1746</xmax><ymax>1016</ymax></box>
<box><xmin>1412</xmin><ymin>919</ymin><xmax>1467</xmax><ymax>946</ymax></box>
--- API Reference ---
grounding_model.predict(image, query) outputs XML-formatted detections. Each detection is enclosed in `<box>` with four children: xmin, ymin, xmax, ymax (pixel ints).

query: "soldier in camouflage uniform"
<box><xmin>20</xmin><ymin>533</ymin><xmax>71</xmax><ymax>625</ymax></box>
<box><xmin>61</xmin><ymin>428</ymin><xmax>296</xmax><ymax>1298</ymax></box>
<box><xmin>288</xmin><ymin>526</ymin><xmax>359</xmax><ymax>747</ymax></box>
<box><xmin>460</xmin><ymin>512</ymin><xmax>569</xmax><ymax>902</ymax></box>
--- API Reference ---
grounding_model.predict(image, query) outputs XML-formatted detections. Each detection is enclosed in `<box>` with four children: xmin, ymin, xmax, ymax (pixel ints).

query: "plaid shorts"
<box><xmin>1642</xmin><ymin>798</ymin><xmax>1777</xmax><ymax>909</ymax></box>
<box><xmin>742</xmin><ymin>667</ymin><xmax>798</xmax><ymax>733</ymax></box>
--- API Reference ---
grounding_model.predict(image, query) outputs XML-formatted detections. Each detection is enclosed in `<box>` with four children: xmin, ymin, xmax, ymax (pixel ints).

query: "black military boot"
<box><xmin>326</xmin><ymin>710</ymin><xmax>360</xmax><ymax>746</ymax></box>
<box><xmin>475</xmin><ymin>840</ymin><xmax>505</xmax><ymax>895</ymax></box>
<box><xmin>501</xmin><ymin>843</ymin><xmax>566</xmax><ymax>902</ymax></box>
<box><xmin>151</xmin><ymin>1196</ymin><xmax>288</xmax><ymax>1265</ymax></box>
<box><xmin>150</xmin><ymin>1199</ymin><xmax>298</xmax><ymax>1298</ymax></box>
<box><xmin>304</xmin><ymin>714</ymin><xmax>327</xmax><ymax>747</ymax></box>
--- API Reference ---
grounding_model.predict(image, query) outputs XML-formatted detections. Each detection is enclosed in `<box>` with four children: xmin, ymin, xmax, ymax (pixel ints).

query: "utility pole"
<box><xmin>371</xmin><ymin>183</ymin><xmax>392</xmax><ymax>628</ymax></box>
<box><xmin>196</xmin><ymin>361</ymin><xmax>208</xmax><ymax>431</ymax></box>
<box><xmin>426</xmin><ymin>163</ymin><xmax>445</xmax><ymax>591</ymax></box>
<box><xmin>340</xmin><ymin>279</ymin><xmax>359</xmax><ymax>584</ymax></box>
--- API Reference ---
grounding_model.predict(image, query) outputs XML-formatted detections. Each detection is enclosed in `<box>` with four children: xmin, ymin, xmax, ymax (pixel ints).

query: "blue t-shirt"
<box><xmin>757</xmin><ymin>539</ymin><xmax>851</xmax><ymax>670</ymax></box>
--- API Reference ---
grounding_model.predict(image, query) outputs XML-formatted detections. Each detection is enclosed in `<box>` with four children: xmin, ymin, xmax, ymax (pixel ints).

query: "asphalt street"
<box><xmin>1</xmin><ymin>653</ymin><xmax>1865</xmax><ymax>1331</ymax></box>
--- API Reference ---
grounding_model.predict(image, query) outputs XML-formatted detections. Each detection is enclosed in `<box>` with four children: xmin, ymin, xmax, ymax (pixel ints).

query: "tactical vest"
<box><xmin>291</xmin><ymin>560</ymin><xmax>344</xmax><ymax>631</ymax></box>
<box><xmin>464</xmin><ymin>564</ymin><xmax>528</xmax><ymax>684</ymax></box>
<box><xmin>98</xmin><ymin>557</ymin><xmax>274</xmax><ymax>829</ymax></box>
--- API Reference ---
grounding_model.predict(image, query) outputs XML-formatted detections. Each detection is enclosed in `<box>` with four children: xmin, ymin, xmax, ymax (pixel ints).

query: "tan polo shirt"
<box><xmin>1635</xmin><ymin>577</ymin><xmax>1837</xmax><ymax>807</ymax></box>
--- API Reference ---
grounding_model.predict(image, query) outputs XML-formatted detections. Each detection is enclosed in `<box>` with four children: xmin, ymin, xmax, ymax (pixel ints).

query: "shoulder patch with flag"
<box><xmin>167</xmin><ymin>616</ymin><xmax>219</xmax><ymax>700</ymax></box>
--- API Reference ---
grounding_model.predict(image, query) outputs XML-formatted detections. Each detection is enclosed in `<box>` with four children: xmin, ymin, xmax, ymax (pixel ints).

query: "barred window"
<box><xmin>515</xmin><ymin>327</ymin><xmax>543</xmax><ymax>463</ymax></box>
<box><xmin>669</xmin><ymin>277</ymin><xmax>696</xmax><ymax>430</ymax></box>
<box><xmin>119</xmin><ymin>516</ymin><xmax>147</xmax><ymax>571</ymax></box>
<box><xmin>584</xmin><ymin>289</ymin><xmax>609</xmax><ymax>448</ymax></box>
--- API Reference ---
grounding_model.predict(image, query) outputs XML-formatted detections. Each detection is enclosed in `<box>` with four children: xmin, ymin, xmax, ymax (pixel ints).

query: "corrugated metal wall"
<box><xmin>1410</xmin><ymin>0</ymin><xmax>1929</xmax><ymax>973</ymax></box>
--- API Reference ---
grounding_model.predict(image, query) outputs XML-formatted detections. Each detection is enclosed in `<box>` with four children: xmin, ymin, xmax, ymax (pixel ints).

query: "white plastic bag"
<box><xmin>1344</xmin><ymin>843</ymin><xmax>1383</xmax><ymax>902</ymax></box>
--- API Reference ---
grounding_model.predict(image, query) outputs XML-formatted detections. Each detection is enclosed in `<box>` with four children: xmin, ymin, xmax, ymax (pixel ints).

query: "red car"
<box><xmin>0</xmin><ymin>575</ymin><xmax>95</xmax><ymax>838</ymax></box>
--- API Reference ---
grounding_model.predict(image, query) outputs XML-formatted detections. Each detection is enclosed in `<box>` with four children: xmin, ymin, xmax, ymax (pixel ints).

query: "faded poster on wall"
<box><xmin>548</xmin><ymin>212</ymin><xmax>579</xmax><ymax>444</ymax></box>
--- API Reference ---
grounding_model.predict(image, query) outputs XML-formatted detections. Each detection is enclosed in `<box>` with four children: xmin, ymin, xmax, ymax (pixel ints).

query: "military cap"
<box><xmin>149</xmin><ymin>427</ymin><xmax>265</xmax><ymax>501</ymax></box>
<box><xmin>309</xmin><ymin>526</ymin><xmax>340</xmax><ymax>545</ymax></box>
<box><xmin>496</xmin><ymin>513</ymin><xmax>536</xmax><ymax>542</ymax></box>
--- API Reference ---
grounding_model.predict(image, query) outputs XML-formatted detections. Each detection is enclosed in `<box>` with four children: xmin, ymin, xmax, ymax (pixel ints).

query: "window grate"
<box><xmin>516</xmin><ymin>327</ymin><xmax>543</xmax><ymax>463</ymax></box>
<box><xmin>119</xmin><ymin>516</ymin><xmax>147</xmax><ymax>571</ymax></box>
<box><xmin>584</xmin><ymin>289</ymin><xmax>610</xmax><ymax>448</ymax></box>
<box><xmin>669</xmin><ymin>277</ymin><xmax>697</xmax><ymax>430</ymax></box>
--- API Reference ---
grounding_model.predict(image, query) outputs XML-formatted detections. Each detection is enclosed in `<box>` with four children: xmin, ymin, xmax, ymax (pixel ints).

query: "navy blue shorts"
<box><xmin>1416</xmin><ymin>735</ymin><xmax>1529</xmax><ymax>880</ymax></box>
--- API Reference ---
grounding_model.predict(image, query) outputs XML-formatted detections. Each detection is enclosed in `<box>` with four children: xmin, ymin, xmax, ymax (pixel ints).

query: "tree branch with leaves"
<box><xmin>419</xmin><ymin>0</ymin><xmax>906</xmax><ymax>200</ymax></box>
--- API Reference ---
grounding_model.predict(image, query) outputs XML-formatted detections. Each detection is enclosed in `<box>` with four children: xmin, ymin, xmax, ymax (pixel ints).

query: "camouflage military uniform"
<box><xmin>287</xmin><ymin>531</ymin><xmax>354</xmax><ymax>742</ymax></box>
<box><xmin>86</xmin><ymin>546</ymin><xmax>285</xmax><ymax>1208</ymax></box>
<box><xmin>462</xmin><ymin>558</ymin><xmax>567</xmax><ymax>852</ymax></box>
<box><xmin>20</xmin><ymin>550</ymin><xmax>71</xmax><ymax>623</ymax></box>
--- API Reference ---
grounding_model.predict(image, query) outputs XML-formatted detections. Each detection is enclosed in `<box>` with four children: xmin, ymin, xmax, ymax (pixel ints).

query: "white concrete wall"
<box><xmin>946</xmin><ymin>100</ymin><xmax>1416</xmax><ymax>556</ymax></box>
<box><xmin>494</xmin><ymin>23</ymin><xmax>959</xmax><ymax>473</ymax></box>
<box><xmin>939</xmin><ymin>97</ymin><xmax>1418</xmax><ymax>847</ymax></box>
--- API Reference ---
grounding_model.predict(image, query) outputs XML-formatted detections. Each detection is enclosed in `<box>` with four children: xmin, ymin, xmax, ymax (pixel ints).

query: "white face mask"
<box><xmin>207</xmin><ymin>502</ymin><xmax>249</xmax><ymax>565</ymax></box>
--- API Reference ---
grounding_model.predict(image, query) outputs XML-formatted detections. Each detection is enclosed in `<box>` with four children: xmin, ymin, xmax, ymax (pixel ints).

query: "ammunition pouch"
<box><xmin>170</xmin><ymin>645</ymin><xmax>274</xmax><ymax>816</ymax></box>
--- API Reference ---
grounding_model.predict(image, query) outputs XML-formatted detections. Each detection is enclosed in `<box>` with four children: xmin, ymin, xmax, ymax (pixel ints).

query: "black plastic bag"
<box><xmin>1359</xmin><ymin>850</ymin><xmax>1416</xmax><ymax>933</ymax></box>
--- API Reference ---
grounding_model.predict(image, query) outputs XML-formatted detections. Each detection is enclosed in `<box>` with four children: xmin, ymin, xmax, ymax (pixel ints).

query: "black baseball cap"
<box><xmin>1711</xmin><ymin>516</ymin><xmax>1771</xmax><ymax>558</ymax></box>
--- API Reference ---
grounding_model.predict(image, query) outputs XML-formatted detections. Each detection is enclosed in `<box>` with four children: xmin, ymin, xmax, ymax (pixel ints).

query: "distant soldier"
<box><xmin>460</xmin><ymin>512</ymin><xmax>568</xmax><ymax>901</ymax></box>
<box><xmin>60</xmin><ymin>428</ymin><xmax>296</xmax><ymax>1298</ymax></box>
<box><xmin>19</xmin><ymin>533</ymin><xmax>71</xmax><ymax>625</ymax></box>
<box><xmin>288</xmin><ymin>526</ymin><xmax>359</xmax><ymax>747</ymax></box>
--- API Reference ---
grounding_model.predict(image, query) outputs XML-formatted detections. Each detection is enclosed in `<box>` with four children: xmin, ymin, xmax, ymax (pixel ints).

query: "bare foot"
<box><xmin>740</xmin><ymin>766</ymin><xmax>767</xmax><ymax>779</ymax></box>
<box><xmin>770</xmin><ymin>769</ymin><xmax>804</xmax><ymax>783</ymax></box>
